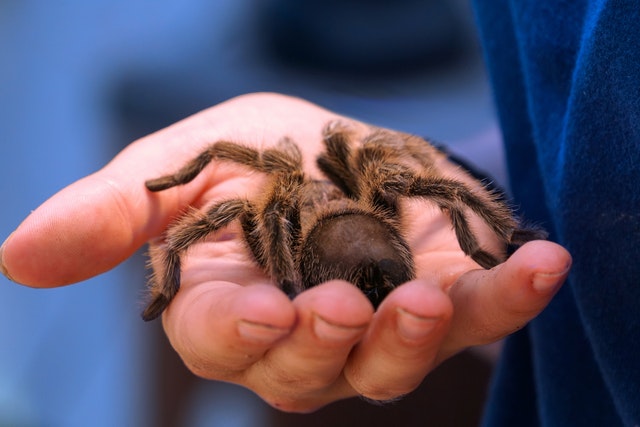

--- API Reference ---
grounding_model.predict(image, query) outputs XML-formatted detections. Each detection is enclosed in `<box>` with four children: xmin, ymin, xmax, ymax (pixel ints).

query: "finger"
<box><xmin>162</xmin><ymin>282</ymin><xmax>296</xmax><ymax>380</ymax></box>
<box><xmin>343</xmin><ymin>280</ymin><xmax>453</xmax><ymax>401</ymax></box>
<box><xmin>0</xmin><ymin>109</ymin><xmax>224</xmax><ymax>286</ymax></box>
<box><xmin>0</xmin><ymin>93</ymin><xmax>341</xmax><ymax>287</ymax></box>
<box><xmin>440</xmin><ymin>240</ymin><xmax>572</xmax><ymax>359</ymax></box>
<box><xmin>247</xmin><ymin>281</ymin><xmax>374</xmax><ymax>412</ymax></box>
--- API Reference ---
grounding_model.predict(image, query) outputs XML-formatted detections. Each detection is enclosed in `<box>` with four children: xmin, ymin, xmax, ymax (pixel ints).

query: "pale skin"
<box><xmin>0</xmin><ymin>93</ymin><xmax>571</xmax><ymax>412</ymax></box>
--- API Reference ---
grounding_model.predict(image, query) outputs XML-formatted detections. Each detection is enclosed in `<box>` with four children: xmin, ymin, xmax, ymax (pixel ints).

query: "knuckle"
<box><xmin>348</xmin><ymin>372</ymin><xmax>419</xmax><ymax>402</ymax></box>
<box><xmin>357</xmin><ymin>382</ymin><xmax>413</xmax><ymax>402</ymax></box>
<box><xmin>246</xmin><ymin>363</ymin><xmax>340</xmax><ymax>412</ymax></box>
<box><xmin>258</xmin><ymin>394</ymin><xmax>321</xmax><ymax>414</ymax></box>
<box><xmin>261</xmin><ymin>361</ymin><xmax>336</xmax><ymax>393</ymax></box>
<box><xmin>182</xmin><ymin>358</ymin><xmax>236</xmax><ymax>382</ymax></box>
<box><xmin>180</xmin><ymin>348</ymin><xmax>247</xmax><ymax>382</ymax></box>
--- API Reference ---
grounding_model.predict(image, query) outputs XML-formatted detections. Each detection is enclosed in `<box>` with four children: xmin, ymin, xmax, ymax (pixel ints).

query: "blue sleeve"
<box><xmin>472</xmin><ymin>1</ymin><xmax>640</xmax><ymax>425</ymax></box>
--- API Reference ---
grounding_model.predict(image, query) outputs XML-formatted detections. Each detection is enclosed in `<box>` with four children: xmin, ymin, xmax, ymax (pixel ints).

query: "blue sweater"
<box><xmin>473</xmin><ymin>1</ymin><xmax>640</xmax><ymax>425</ymax></box>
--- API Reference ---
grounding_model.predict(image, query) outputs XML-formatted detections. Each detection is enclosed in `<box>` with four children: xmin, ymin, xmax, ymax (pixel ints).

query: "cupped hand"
<box><xmin>0</xmin><ymin>93</ymin><xmax>571</xmax><ymax>412</ymax></box>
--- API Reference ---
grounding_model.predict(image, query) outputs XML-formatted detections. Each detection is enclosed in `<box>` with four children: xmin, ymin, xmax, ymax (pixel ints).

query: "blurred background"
<box><xmin>0</xmin><ymin>0</ymin><xmax>505</xmax><ymax>426</ymax></box>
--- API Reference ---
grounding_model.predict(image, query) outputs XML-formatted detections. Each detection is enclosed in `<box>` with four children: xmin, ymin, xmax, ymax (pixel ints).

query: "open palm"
<box><xmin>1</xmin><ymin>93</ymin><xmax>571</xmax><ymax>412</ymax></box>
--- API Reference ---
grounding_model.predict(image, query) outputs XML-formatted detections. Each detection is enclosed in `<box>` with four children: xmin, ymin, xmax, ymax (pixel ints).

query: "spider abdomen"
<box><xmin>299</xmin><ymin>210</ymin><xmax>415</xmax><ymax>307</ymax></box>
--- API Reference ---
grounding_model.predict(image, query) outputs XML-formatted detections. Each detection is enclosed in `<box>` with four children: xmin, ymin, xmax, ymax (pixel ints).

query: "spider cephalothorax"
<box><xmin>141</xmin><ymin>122</ymin><xmax>545</xmax><ymax>321</ymax></box>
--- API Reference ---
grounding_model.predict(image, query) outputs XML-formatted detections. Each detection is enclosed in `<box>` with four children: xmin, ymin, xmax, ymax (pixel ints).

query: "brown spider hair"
<box><xmin>141</xmin><ymin>121</ymin><xmax>545</xmax><ymax>321</ymax></box>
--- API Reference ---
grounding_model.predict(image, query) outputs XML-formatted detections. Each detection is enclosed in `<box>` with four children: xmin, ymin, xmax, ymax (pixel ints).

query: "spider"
<box><xmin>141</xmin><ymin>121</ymin><xmax>546</xmax><ymax>321</ymax></box>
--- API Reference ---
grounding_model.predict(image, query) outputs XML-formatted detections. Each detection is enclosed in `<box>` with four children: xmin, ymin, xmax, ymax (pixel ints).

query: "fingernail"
<box><xmin>237</xmin><ymin>319</ymin><xmax>290</xmax><ymax>344</ymax></box>
<box><xmin>0</xmin><ymin>235</ymin><xmax>14</xmax><ymax>282</ymax></box>
<box><xmin>532</xmin><ymin>269</ymin><xmax>569</xmax><ymax>294</ymax></box>
<box><xmin>313</xmin><ymin>313</ymin><xmax>366</xmax><ymax>342</ymax></box>
<box><xmin>396</xmin><ymin>308</ymin><xmax>440</xmax><ymax>342</ymax></box>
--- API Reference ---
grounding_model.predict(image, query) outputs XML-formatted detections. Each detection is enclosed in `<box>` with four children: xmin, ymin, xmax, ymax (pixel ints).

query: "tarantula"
<box><xmin>141</xmin><ymin>122</ymin><xmax>545</xmax><ymax>321</ymax></box>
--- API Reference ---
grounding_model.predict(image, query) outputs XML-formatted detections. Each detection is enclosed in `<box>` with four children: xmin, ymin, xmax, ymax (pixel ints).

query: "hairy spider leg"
<box><xmin>411</xmin><ymin>177</ymin><xmax>516</xmax><ymax>239</ymax></box>
<box><xmin>239</xmin><ymin>137</ymin><xmax>308</xmax><ymax>296</ymax></box>
<box><xmin>405</xmin><ymin>176</ymin><xmax>517</xmax><ymax>268</ymax></box>
<box><xmin>362</xmin><ymin>129</ymin><xmax>440</xmax><ymax>170</ymax></box>
<box><xmin>349</xmin><ymin>137</ymin><xmax>504</xmax><ymax>268</ymax></box>
<box><xmin>143</xmin><ymin>139</ymin><xmax>307</xmax><ymax>319</ymax></box>
<box><xmin>145</xmin><ymin>142</ymin><xmax>262</xmax><ymax>191</ymax></box>
<box><xmin>145</xmin><ymin>138</ymin><xmax>303</xmax><ymax>192</ymax></box>
<box><xmin>320</xmin><ymin>132</ymin><xmax>507</xmax><ymax>269</ymax></box>
<box><xmin>317</xmin><ymin>124</ymin><xmax>359</xmax><ymax>198</ymax></box>
<box><xmin>510</xmin><ymin>227</ymin><xmax>549</xmax><ymax>244</ymax></box>
<box><xmin>255</xmin><ymin>171</ymin><xmax>305</xmax><ymax>296</ymax></box>
<box><xmin>351</xmin><ymin>141</ymin><xmax>411</xmax><ymax>219</ymax></box>
<box><xmin>142</xmin><ymin>199</ymin><xmax>252</xmax><ymax>321</ymax></box>
<box><xmin>261</xmin><ymin>136</ymin><xmax>303</xmax><ymax>172</ymax></box>
<box><xmin>359</xmin><ymin>129</ymin><xmax>547</xmax><ymax>264</ymax></box>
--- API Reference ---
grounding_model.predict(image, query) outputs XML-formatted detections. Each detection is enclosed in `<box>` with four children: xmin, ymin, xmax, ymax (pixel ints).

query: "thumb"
<box><xmin>0</xmin><ymin>117</ymin><xmax>208</xmax><ymax>287</ymax></box>
<box><xmin>439</xmin><ymin>240</ymin><xmax>572</xmax><ymax>359</ymax></box>
<box><xmin>0</xmin><ymin>172</ymin><xmax>156</xmax><ymax>287</ymax></box>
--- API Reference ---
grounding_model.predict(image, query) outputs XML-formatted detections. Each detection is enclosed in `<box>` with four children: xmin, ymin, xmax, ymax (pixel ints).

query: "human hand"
<box><xmin>0</xmin><ymin>93</ymin><xmax>571</xmax><ymax>412</ymax></box>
